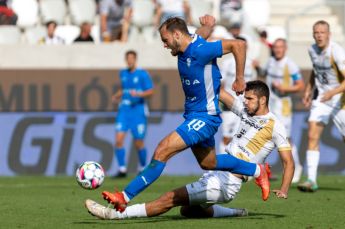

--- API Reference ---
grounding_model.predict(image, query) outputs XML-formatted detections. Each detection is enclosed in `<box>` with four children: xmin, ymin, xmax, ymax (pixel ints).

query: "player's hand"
<box><xmin>273</xmin><ymin>189</ymin><xmax>288</xmax><ymax>199</ymax></box>
<box><xmin>130</xmin><ymin>90</ymin><xmax>141</xmax><ymax>97</ymax></box>
<box><xmin>111</xmin><ymin>94</ymin><xmax>120</xmax><ymax>104</ymax></box>
<box><xmin>199</xmin><ymin>14</ymin><xmax>215</xmax><ymax>27</ymax></box>
<box><xmin>232</xmin><ymin>78</ymin><xmax>246</xmax><ymax>95</ymax></box>
<box><xmin>320</xmin><ymin>90</ymin><xmax>334</xmax><ymax>102</ymax></box>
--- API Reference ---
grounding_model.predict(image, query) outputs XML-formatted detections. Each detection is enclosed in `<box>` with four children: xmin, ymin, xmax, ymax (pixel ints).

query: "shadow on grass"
<box><xmin>73</xmin><ymin>212</ymin><xmax>285</xmax><ymax>225</ymax></box>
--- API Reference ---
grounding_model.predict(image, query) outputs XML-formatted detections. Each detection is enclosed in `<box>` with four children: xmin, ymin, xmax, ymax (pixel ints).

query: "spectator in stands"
<box><xmin>219</xmin><ymin>0</ymin><xmax>243</xmax><ymax>28</ymax></box>
<box><xmin>39</xmin><ymin>21</ymin><xmax>65</xmax><ymax>45</ymax></box>
<box><xmin>0</xmin><ymin>0</ymin><xmax>17</xmax><ymax>25</ymax></box>
<box><xmin>74</xmin><ymin>22</ymin><xmax>94</xmax><ymax>43</ymax></box>
<box><xmin>153</xmin><ymin>0</ymin><xmax>191</xmax><ymax>27</ymax></box>
<box><xmin>100</xmin><ymin>0</ymin><xmax>132</xmax><ymax>42</ymax></box>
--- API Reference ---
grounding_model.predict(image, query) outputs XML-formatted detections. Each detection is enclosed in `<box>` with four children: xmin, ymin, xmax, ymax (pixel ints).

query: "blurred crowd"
<box><xmin>0</xmin><ymin>0</ymin><xmax>271</xmax><ymax>46</ymax></box>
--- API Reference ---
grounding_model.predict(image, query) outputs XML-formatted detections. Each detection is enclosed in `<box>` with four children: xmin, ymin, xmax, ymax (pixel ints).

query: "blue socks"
<box><xmin>215</xmin><ymin>154</ymin><xmax>256</xmax><ymax>176</ymax></box>
<box><xmin>124</xmin><ymin>159</ymin><xmax>166</xmax><ymax>200</ymax></box>
<box><xmin>115</xmin><ymin>148</ymin><xmax>126</xmax><ymax>168</ymax></box>
<box><xmin>137</xmin><ymin>148</ymin><xmax>147</xmax><ymax>167</ymax></box>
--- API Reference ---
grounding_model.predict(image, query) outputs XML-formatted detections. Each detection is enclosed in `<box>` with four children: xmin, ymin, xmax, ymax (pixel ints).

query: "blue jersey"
<box><xmin>118</xmin><ymin>68</ymin><xmax>153</xmax><ymax>115</ymax></box>
<box><xmin>178</xmin><ymin>35</ymin><xmax>223</xmax><ymax>119</ymax></box>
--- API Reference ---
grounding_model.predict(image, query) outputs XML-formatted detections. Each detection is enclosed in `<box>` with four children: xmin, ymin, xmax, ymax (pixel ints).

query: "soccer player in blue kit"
<box><xmin>102</xmin><ymin>15</ymin><xmax>270</xmax><ymax>212</ymax></box>
<box><xmin>112</xmin><ymin>50</ymin><xmax>154</xmax><ymax>177</ymax></box>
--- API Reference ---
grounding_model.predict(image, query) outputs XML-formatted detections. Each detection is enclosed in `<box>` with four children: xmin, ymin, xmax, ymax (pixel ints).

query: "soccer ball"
<box><xmin>76</xmin><ymin>161</ymin><xmax>105</xmax><ymax>190</ymax></box>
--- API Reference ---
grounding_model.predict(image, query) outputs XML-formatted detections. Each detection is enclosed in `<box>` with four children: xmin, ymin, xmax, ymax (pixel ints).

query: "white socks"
<box><xmin>291</xmin><ymin>143</ymin><xmax>301</xmax><ymax>167</ymax></box>
<box><xmin>119</xmin><ymin>166</ymin><xmax>127</xmax><ymax>173</ymax></box>
<box><xmin>306</xmin><ymin>150</ymin><xmax>320</xmax><ymax>183</ymax></box>
<box><xmin>212</xmin><ymin>205</ymin><xmax>244</xmax><ymax>218</ymax></box>
<box><xmin>117</xmin><ymin>204</ymin><xmax>147</xmax><ymax>219</ymax></box>
<box><xmin>253</xmin><ymin>165</ymin><xmax>261</xmax><ymax>178</ymax></box>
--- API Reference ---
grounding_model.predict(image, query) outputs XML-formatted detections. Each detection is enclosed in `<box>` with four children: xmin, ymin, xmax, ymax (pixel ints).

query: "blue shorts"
<box><xmin>116</xmin><ymin>112</ymin><xmax>147</xmax><ymax>139</ymax></box>
<box><xmin>176</xmin><ymin>115</ymin><xmax>221</xmax><ymax>148</ymax></box>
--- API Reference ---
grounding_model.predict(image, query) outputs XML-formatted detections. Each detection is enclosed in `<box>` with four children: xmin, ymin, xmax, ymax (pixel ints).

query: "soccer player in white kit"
<box><xmin>85</xmin><ymin>81</ymin><xmax>295</xmax><ymax>220</ymax></box>
<box><xmin>219</xmin><ymin>36</ymin><xmax>256</xmax><ymax>153</ymax></box>
<box><xmin>298</xmin><ymin>20</ymin><xmax>345</xmax><ymax>192</ymax></box>
<box><xmin>264</xmin><ymin>38</ymin><xmax>305</xmax><ymax>183</ymax></box>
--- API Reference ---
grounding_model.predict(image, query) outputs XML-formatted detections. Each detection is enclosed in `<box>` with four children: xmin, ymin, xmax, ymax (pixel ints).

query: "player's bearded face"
<box><xmin>160</xmin><ymin>28</ymin><xmax>180</xmax><ymax>56</ymax></box>
<box><xmin>244</xmin><ymin>92</ymin><xmax>260</xmax><ymax>116</ymax></box>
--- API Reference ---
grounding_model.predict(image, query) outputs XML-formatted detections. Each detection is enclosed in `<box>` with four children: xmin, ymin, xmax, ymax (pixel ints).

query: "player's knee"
<box><xmin>115</xmin><ymin>142</ymin><xmax>124</xmax><ymax>148</ymax></box>
<box><xmin>153</xmin><ymin>141</ymin><xmax>170</xmax><ymax>161</ymax></box>
<box><xmin>307</xmin><ymin>133</ymin><xmax>319</xmax><ymax>150</ymax></box>
<box><xmin>134</xmin><ymin>140</ymin><xmax>144</xmax><ymax>149</ymax></box>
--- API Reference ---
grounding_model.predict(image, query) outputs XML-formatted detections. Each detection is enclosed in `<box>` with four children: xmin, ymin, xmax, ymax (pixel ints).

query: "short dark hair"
<box><xmin>273</xmin><ymin>38</ymin><xmax>287</xmax><ymax>45</ymax></box>
<box><xmin>46</xmin><ymin>20</ymin><xmax>57</xmax><ymax>28</ymax></box>
<box><xmin>313</xmin><ymin>20</ymin><xmax>330</xmax><ymax>32</ymax></box>
<box><xmin>158</xmin><ymin>17</ymin><xmax>189</xmax><ymax>35</ymax></box>
<box><xmin>125</xmin><ymin>50</ymin><xmax>137</xmax><ymax>58</ymax></box>
<box><xmin>246</xmin><ymin>80</ymin><xmax>270</xmax><ymax>105</ymax></box>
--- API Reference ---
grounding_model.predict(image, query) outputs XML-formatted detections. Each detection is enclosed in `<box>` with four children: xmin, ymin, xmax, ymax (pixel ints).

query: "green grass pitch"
<box><xmin>0</xmin><ymin>175</ymin><xmax>344</xmax><ymax>228</ymax></box>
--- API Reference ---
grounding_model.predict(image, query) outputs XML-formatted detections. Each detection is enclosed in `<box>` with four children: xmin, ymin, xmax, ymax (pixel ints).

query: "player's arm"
<box><xmin>130</xmin><ymin>88</ymin><xmax>154</xmax><ymax>98</ymax></box>
<box><xmin>273</xmin><ymin>149</ymin><xmax>294</xmax><ymax>199</ymax></box>
<box><xmin>112</xmin><ymin>89</ymin><xmax>123</xmax><ymax>103</ymax></box>
<box><xmin>303</xmin><ymin>71</ymin><xmax>315</xmax><ymax>107</ymax></box>
<box><xmin>221</xmin><ymin>39</ymin><xmax>246</xmax><ymax>95</ymax></box>
<box><xmin>321</xmin><ymin>70</ymin><xmax>345</xmax><ymax>102</ymax></box>
<box><xmin>195</xmin><ymin>15</ymin><xmax>215</xmax><ymax>40</ymax></box>
<box><xmin>219</xmin><ymin>87</ymin><xmax>235</xmax><ymax>110</ymax></box>
<box><xmin>273</xmin><ymin>78</ymin><xmax>305</xmax><ymax>94</ymax></box>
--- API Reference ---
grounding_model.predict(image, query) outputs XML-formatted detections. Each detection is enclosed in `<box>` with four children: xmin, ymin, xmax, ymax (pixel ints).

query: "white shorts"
<box><xmin>309</xmin><ymin>100</ymin><xmax>345</xmax><ymax>136</ymax></box>
<box><xmin>221</xmin><ymin>111</ymin><xmax>241</xmax><ymax>138</ymax></box>
<box><xmin>186</xmin><ymin>171</ymin><xmax>242</xmax><ymax>207</ymax></box>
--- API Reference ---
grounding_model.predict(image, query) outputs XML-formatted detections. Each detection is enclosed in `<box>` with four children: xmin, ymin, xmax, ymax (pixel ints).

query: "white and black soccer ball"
<box><xmin>76</xmin><ymin>161</ymin><xmax>105</xmax><ymax>190</ymax></box>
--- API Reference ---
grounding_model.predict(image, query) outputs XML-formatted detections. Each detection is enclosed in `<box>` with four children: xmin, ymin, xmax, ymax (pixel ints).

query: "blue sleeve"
<box><xmin>141</xmin><ymin>70</ymin><xmax>153</xmax><ymax>91</ymax></box>
<box><xmin>291</xmin><ymin>73</ymin><xmax>301</xmax><ymax>81</ymax></box>
<box><xmin>195</xmin><ymin>40</ymin><xmax>223</xmax><ymax>65</ymax></box>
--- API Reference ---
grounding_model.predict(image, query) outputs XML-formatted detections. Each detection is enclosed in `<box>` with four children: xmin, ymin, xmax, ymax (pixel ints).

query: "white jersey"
<box><xmin>221</xmin><ymin>55</ymin><xmax>256</xmax><ymax>97</ymax></box>
<box><xmin>266</xmin><ymin>56</ymin><xmax>301</xmax><ymax>98</ymax></box>
<box><xmin>225</xmin><ymin>98</ymin><xmax>291</xmax><ymax>163</ymax></box>
<box><xmin>308</xmin><ymin>41</ymin><xmax>345</xmax><ymax>108</ymax></box>
<box><xmin>265</xmin><ymin>56</ymin><xmax>302</xmax><ymax>136</ymax></box>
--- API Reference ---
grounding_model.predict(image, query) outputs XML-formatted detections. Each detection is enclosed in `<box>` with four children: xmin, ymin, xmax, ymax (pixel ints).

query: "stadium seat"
<box><xmin>132</xmin><ymin>0</ymin><xmax>155</xmax><ymax>29</ymax></box>
<box><xmin>24</xmin><ymin>26</ymin><xmax>47</xmax><ymax>44</ymax></box>
<box><xmin>11</xmin><ymin>0</ymin><xmax>39</xmax><ymax>28</ymax></box>
<box><xmin>188</xmin><ymin>0</ymin><xmax>213</xmax><ymax>26</ymax></box>
<box><xmin>39</xmin><ymin>0</ymin><xmax>67</xmax><ymax>25</ymax></box>
<box><xmin>128</xmin><ymin>26</ymin><xmax>141</xmax><ymax>43</ymax></box>
<box><xmin>0</xmin><ymin>26</ymin><xmax>21</xmax><ymax>44</ymax></box>
<box><xmin>55</xmin><ymin>25</ymin><xmax>80</xmax><ymax>44</ymax></box>
<box><xmin>68</xmin><ymin>0</ymin><xmax>97</xmax><ymax>25</ymax></box>
<box><xmin>141</xmin><ymin>26</ymin><xmax>160</xmax><ymax>43</ymax></box>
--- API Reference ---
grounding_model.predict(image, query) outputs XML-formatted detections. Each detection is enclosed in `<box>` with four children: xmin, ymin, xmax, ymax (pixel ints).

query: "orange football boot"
<box><xmin>255</xmin><ymin>163</ymin><xmax>271</xmax><ymax>201</ymax></box>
